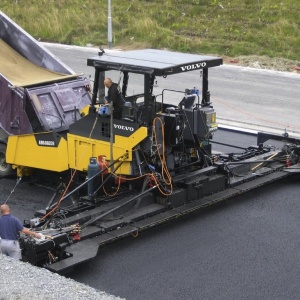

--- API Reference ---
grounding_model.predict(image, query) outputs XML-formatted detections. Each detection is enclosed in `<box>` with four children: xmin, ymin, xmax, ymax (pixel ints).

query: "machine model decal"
<box><xmin>180</xmin><ymin>62</ymin><xmax>207</xmax><ymax>72</ymax></box>
<box><xmin>34</xmin><ymin>133</ymin><xmax>61</xmax><ymax>147</ymax></box>
<box><xmin>38</xmin><ymin>140</ymin><xmax>55</xmax><ymax>146</ymax></box>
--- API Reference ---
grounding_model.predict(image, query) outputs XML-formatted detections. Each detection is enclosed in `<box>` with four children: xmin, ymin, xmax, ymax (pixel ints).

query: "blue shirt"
<box><xmin>0</xmin><ymin>214</ymin><xmax>24</xmax><ymax>240</ymax></box>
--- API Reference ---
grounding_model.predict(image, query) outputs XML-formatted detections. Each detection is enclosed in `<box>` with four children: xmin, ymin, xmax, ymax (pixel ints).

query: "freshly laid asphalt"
<box><xmin>67</xmin><ymin>130</ymin><xmax>300</xmax><ymax>300</ymax></box>
<box><xmin>1</xmin><ymin>129</ymin><xmax>299</xmax><ymax>300</ymax></box>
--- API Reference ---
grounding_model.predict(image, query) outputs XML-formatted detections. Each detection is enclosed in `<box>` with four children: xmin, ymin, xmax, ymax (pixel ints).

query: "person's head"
<box><xmin>0</xmin><ymin>204</ymin><xmax>10</xmax><ymax>215</ymax></box>
<box><xmin>104</xmin><ymin>78</ymin><xmax>113</xmax><ymax>88</ymax></box>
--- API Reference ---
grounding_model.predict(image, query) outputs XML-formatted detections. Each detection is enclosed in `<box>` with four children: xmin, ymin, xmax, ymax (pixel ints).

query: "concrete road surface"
<box><xmin>44</xmin><ymin>43</ymin><xmax>300</xmax><ymax>135</ymax></box>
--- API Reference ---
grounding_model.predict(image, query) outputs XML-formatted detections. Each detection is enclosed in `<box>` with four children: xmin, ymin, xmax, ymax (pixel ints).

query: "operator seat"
<box><xmin>179</xmin><ymin>95</ymin><xmax>196</xmax><ymax>110</ymax></box>
<box><xmin>122</xmin><ymin>101</ymin><xmax>136</xmax><ymax>122</ymax></box>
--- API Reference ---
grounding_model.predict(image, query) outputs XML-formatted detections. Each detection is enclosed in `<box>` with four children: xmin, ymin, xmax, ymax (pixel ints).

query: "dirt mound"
<box><xmin>224</xmin><ymin>55</ymin><xmax>300</xmax><ymax>73</ymax></box>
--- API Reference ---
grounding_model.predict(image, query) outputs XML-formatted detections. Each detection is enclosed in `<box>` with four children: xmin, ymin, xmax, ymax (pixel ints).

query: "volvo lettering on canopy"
<box><xmin>180</xmin><ymin>62</ymin><xmax>207</xmax><ymax>72</ymax></box>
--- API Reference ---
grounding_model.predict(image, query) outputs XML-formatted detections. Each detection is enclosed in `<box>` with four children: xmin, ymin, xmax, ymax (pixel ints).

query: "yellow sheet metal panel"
<box><xmin>67</xmin><ymin>134</ymin><xmax>131</xmax><ymax>174</ymax></box>
<box><xmin>7</xmin><ymin>132</ymin><xmax>69</xmax><ymax>172</ymax></box>
<box><xmin>67</xmin><ymin>126</ymin><xmax>148</xmax><ymax>174</ymax></box>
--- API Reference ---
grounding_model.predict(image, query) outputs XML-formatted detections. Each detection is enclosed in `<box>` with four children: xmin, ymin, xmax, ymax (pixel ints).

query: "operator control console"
<box><xmin>156</xmin><ymin>105</ymin><xmax>217</xmax><ymax>149</ymax></box>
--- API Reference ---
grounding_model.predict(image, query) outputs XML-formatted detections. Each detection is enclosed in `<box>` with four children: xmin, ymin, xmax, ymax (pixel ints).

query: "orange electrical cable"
<box><xmin>132</xmin><ymin>231</ymin><xmax>139</xmax><ymax>238</ymax></box>
<box><xmin>39</xmin><ymin>114</ymin><xmax>100</xmax><ymax>222</ymax></box>
<box><xmin>102</xmin><ymin>173</ymin><xmax>121</xmax><ymax>196</ymax></box>
<box><xmin>152</xmin><ymin>117</ymin><xmax>173</xmax><ymax>195</ymax></box>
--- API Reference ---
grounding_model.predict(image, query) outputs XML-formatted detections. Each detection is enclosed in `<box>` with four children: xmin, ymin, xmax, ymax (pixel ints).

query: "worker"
<box><xmin>0</xmin><ymin>204</ymin><xmax>42</xmax><ymax>260</ymax></box>
<box><xmin>104</xmin><ymin>78</ymin><xmax>124</xmax><ymax>119</ymax></box>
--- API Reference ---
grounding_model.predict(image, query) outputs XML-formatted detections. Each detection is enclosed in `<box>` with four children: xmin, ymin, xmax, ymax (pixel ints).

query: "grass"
<box><xmin>0</xmin><ymin>0</ymin><xmax>299</xmax><ymax>61</ymax></box>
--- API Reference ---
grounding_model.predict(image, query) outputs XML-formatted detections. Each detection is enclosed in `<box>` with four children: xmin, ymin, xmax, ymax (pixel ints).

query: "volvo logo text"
<box><xmin>113</xmin><ymin>124</ymin><xmax>134</xmax><ymax>131</ymax></box>
<box><xmin>180</xmin><ymin>62</ymin><xmax>206</xmax><ymax>72</ymax></box>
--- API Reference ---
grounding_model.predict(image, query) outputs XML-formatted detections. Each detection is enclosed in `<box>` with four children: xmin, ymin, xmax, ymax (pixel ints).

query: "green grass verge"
<box><xmin>1</xmin><ymin>0</ymin><xmax>299</xmax><ymax>61</ymax></box>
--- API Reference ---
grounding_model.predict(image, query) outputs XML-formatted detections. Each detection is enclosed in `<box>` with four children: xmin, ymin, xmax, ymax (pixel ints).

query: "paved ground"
<box><xmin>64</xmin><ymin>130</ymin><xmax>300</xmax><ymax>300</ymax></box>
<box><xmin>2</xmin><ymin>130</ymin><xmax>299</xmax><ymax>300</ymax></box>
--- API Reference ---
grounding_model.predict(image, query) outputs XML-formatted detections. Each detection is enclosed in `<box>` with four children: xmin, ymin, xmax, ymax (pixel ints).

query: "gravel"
<box><xmin>223</xmin><ymin>54</ymin><xmax>300</xmax><ymax>73</ymax></box>
<box><xmin>0</xmin><ymin>254</ymin><xmax>125</xmax><ymax>300</ymax></box>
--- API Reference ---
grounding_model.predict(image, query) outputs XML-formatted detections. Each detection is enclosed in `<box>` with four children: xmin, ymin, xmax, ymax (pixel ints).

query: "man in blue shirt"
<box><xmin>0</xmin><ymin>204</ymin><xmax>41</xmax><ymax>260</ymax></box>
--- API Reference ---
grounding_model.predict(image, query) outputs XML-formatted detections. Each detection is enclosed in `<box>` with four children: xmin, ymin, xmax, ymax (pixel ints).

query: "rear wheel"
<box><xmin>0</xmin><ymin>144</ymin><xmax>13</xmax><ymax>177</ymax></box>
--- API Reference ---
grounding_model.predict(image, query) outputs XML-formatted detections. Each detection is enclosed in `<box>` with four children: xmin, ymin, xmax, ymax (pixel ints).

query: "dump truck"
<box><xmin>0</xmin><ymin>11</ymin><xmax>91</xmax><ymax>177</ymax></box>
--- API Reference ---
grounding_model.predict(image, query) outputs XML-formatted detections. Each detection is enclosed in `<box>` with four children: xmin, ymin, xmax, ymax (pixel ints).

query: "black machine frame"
<box><xmin>18</xmin><ymin>49</ymin><xmax>300</xmax><ymax>274</ymax></box>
